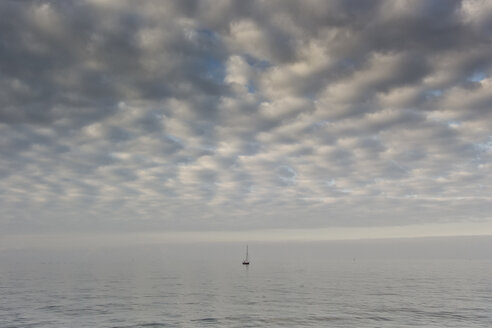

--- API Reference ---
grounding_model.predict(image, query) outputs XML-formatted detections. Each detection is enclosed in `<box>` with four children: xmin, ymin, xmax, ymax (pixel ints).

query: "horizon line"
<box><xmin>1</xmin><ymin>221</ymin><xmax>492</xmax><ymax>250</ymax></box>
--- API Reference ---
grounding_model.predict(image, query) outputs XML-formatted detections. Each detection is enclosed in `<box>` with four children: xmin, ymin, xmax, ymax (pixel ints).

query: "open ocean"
<box><xmin>1</xmin><ymin>238</ymin><xmax>491</xmax><ymax>327</ymax></box>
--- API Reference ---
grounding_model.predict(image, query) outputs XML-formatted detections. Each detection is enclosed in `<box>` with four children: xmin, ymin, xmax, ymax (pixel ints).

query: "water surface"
<box><xmin>1</xmin><ymin>239</ymin><xmax>491</xmax><ymax>327</ymax></box>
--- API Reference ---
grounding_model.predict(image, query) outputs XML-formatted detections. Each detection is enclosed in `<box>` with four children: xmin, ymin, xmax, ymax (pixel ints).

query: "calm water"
<box><xmin>1</xmin><ymin>240</ymin><xmax>491</xmax><ymax>327</ymax></box>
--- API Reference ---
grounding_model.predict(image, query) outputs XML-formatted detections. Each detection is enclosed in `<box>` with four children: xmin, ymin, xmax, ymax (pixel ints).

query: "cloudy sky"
<box><xmin>1</xmin><ymin>0</ymin><xmax>492</xmax><ymax>242</ymax></box>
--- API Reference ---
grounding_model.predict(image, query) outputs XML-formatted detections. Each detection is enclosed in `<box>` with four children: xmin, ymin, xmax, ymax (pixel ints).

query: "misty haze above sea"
<box><xmin>1</xmin><ymin>236</ymin><xmax>491</xmax><ymax>328</ymax></box>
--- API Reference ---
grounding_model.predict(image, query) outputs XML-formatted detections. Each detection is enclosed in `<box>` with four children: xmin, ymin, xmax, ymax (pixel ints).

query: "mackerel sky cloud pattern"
<box><xmin>1</xmin><ymin>0</ymin><xmax>492</xmax><ymax>235</ymax></box>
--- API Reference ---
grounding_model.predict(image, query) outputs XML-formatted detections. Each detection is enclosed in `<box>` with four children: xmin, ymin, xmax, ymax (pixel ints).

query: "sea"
<box><xmin>1</xmin><ymin>236</ymin><xmax>491</xmax><ymax>327</ymax></box>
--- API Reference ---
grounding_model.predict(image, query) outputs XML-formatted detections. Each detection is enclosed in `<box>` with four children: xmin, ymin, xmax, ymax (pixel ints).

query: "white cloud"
<box><xmin>0</xmin><ymin>0</ymin><xmax>491</xmax><ymax>238</ymax></box>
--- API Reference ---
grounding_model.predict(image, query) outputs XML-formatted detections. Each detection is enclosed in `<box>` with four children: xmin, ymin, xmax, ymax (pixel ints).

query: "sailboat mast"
<box><xmin>242</xmin><ymin>244</ymin><xmax>250</xmax><ymax>265</ymax></box>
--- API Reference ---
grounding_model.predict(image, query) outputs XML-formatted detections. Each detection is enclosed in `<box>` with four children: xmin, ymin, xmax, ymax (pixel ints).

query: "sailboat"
<box><xmin>242</xmin><ymin>245</ymin><xmax>250</xmax><ymax>265</ymax></box>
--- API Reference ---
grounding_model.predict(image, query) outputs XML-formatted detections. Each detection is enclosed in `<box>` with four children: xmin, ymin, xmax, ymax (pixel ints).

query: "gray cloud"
<box><xmin>1</xmin><ymin>0</ymin><xmax>491</xmax><ymax>236</ymax></box>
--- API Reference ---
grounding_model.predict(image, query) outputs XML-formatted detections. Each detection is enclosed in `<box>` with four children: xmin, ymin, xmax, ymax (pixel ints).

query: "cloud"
<box><xmin>0</xmin><ymin>0</ymin><xmax>491</xmax><ymax>236</ymax></box>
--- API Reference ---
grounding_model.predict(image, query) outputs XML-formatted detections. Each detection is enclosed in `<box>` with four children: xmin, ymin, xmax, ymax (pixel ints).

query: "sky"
<box><xmin>1</xmin><ymin>0</ymin><xmax>492</xmax><ymax>244</ymax></box>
